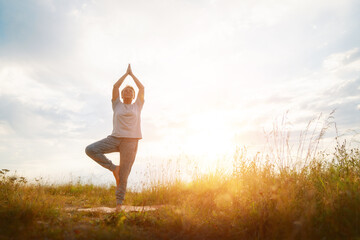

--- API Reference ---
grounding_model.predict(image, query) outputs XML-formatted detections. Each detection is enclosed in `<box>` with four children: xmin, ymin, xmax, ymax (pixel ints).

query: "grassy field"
<box><xmin>1</xmin><ymin>140</ymin><xmax>360</xmax><ymax>240</ymax></box>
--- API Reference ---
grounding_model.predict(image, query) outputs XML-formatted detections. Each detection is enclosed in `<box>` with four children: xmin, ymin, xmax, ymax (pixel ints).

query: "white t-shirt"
<box><xmin>110</xmin><ymin>96</ymin><xmax>144</xmax><ymax>139</ymax></box>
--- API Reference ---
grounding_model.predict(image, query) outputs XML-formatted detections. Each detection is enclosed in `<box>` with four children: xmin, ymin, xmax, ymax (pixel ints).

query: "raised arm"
<box><xmin>112</xmin><ymin>72</ymin><xmax>128</xmax><ymax>101</ymax></box>
<box><xmin>128</xmin><ymin>64</ymin><xmax>144</xmax><ymax>102</ymax></box>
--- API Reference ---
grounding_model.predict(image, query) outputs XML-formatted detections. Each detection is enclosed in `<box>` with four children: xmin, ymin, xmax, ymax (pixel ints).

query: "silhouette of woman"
<box><xmin>85</xmin><ymin>64</ymin><xmax>144</xmax><ymax>210</ymax></box>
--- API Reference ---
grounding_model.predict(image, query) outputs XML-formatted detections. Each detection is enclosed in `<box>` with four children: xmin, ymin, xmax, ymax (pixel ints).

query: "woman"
<box><xmin>85</xmin><ymin>64</ymin><xmax>144</xmax><ymax>210</ymax></box>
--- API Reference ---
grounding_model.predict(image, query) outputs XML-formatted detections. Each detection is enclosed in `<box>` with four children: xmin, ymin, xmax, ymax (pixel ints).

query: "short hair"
<box><xmin>121</xmin><ymin>85</ymin><xmax>135</xmax><ymax>98</ymax></box>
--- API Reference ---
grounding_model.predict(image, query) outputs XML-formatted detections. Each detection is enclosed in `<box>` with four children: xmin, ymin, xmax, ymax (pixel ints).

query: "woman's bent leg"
<box><xmin>115</xmin><ymin>139</ymin><xmax>138</xmax><ymax>205</ymax></box>
<box><xmin>85</xmin><ymin>136</ymin><xmax>120</xmax><ymax>172</ymax></box>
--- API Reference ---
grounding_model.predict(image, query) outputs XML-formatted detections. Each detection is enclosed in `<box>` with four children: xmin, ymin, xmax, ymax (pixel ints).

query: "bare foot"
<box><xmin>115</xmin><ymin>204</ymin><xmax>122</xmax><ymax>212</ymax></box>
<box><xmin>112</xmin><ymin>165</ymin><xmax>120</xmax><ymax>186</ymax></box>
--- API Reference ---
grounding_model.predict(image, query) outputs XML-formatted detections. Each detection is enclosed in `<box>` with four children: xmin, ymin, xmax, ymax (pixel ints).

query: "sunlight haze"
<box><xmin>0</xmin><ymin>0</ymin><xmax>359</xmax><ymax>186</ymax></box>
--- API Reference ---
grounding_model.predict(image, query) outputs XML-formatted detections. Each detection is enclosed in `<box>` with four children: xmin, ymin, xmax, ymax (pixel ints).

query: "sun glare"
<box><xmin>184</xmin><ymin>111</ymin><xmax>235</xmax><ymax>159</ymax></box>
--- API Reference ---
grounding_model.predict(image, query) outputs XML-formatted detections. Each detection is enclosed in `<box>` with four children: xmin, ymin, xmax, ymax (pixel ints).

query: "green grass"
<box><xmin>1</xmin><ymin>142</ymin><xmax>360</xmax><ymax>239</ymax></box>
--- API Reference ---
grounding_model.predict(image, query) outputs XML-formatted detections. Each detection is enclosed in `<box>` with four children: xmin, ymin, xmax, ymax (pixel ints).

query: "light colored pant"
<box><xmin>85</xmin><ymin>135</ymin><xmax>138</xmax><ymax>205</ymax></box>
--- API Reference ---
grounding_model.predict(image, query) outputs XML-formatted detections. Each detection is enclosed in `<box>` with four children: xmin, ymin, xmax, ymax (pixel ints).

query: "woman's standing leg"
<box><xmin>85</xmin><ymin>135</ymin><xmax>121</xmax><ymax>172</ymax></box>
<box><xmin>115</xmin><ymin>139</ymin><xmax>138</xmax><ymax>205</ymax></box>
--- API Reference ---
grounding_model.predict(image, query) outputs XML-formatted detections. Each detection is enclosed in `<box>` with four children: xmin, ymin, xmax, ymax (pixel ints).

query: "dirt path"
<box><xmin>64</xmin><ymin>205</ymin><xmax>166</xmax><ymax>213</ymax></box>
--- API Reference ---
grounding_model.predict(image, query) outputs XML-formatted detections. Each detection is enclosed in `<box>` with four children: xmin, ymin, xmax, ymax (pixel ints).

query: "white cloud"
<box><xmin>323</xmin><ymin>48</ymin><xmax>360</xmax><ymax>72</ymax></box>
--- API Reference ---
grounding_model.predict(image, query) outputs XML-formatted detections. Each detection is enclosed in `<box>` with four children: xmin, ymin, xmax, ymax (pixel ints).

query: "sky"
<box><xmin>0</xmin><ymin>0</ymin><xmax>359</xmax><ymax>187</ymax></box>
